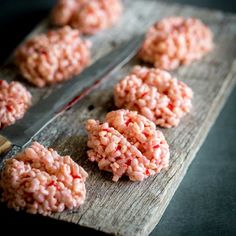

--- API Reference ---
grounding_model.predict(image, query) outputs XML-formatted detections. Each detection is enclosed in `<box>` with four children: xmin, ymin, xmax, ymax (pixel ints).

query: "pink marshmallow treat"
<box><xmin>139</xmin><ymin>17</ymin><xmax>213</xmax><ymax>70</ymax></box>
<box><xmin>15</xmin><ymin>26</ymin><xmax>90</xmax><ymax>87</ymax></box>
<box><xmin>86</xmin><ymin>109</ymin><xmax>169</xmax><ymax>182</ymax></box>
<box><xmin>0</xmin><ymin>142</ymin><xmax>88</xmax><ymax>215</ymax></box>
<box><xmin>51</xmin><ymin>0</ymin><xmax>123</xmax><ymax>35</ymax></box>
<box><xmin>0</xmin><ymin>80</ymin><xmax>31</xmax><ymax>128</ymax></box>
<box><xmin>114</xmin><ymin>66</ymin><xmax>193</xmax><ymax>128</ymax></box>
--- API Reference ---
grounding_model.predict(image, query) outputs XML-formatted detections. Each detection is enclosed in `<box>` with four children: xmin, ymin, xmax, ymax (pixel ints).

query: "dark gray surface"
<box><xmin>0</xmin><ymin>1</ymin><xmax>235</xmax><ymax>235</ymax></box>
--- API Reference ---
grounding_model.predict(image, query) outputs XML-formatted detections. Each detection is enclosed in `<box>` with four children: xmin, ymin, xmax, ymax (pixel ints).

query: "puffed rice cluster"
<box><xmin>139</xmin><ymin>17</ymin><xmax>213</xmax><ymax>70</ymax></box>
<box><xmin>86</xmin><ymin>109</ymin><xmax>169</xmax><ymax>182</ymax></box>
<box><xmin>15</xmin><ymin>26</ymin><xmax>91</xmax><ymax>87</ymax></box>
<box><xmin>51</xmin><ymin>0</ymin><xmax>122</xmax><ymax>34</ymax></box>
<box><xmin>0</xmin><ymin>142</ymin><xmax>88</xmax><ymax>215</ymax></box>
<box><xmin>0</xmin><ymin>80</ymin><xmax>31</xmax><ymax>128</ymax></box>
<box><xmin>114</xmin><ymin>66</ymin><xmax>193</xmax><ymax>128</ymax></box>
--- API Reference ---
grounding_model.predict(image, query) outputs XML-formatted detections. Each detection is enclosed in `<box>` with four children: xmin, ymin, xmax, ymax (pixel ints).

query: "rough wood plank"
<box><xmin>1</xmin><ymin>1</ymin><xmax>236</xmax><ymax>236</ymax></box>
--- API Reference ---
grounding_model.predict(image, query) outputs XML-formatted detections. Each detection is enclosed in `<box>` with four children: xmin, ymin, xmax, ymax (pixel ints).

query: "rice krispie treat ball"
<box><xmin>51</xmin><ymin>0</ymin><xmax>85</xmax><ymax>27</ymax></box>
<box><xmin>86</xmin><ymin>109</ymin><xmax>169</xmax><ymax>182</ymax></box>
<box><xmin>15</xmin><ymin>26</ymin><xmax>91</xmax><ymax>87</ymax></box>
<box><xmin>114</xmin><ymin>66</ymin><xmax>193</xmax><ymax>128</ymax></box>
<box><xmin>0</xmin><ymin>142</ymin><xmax>88</xmax><ymax>215</ymax></box>
<box><xmin>51</xmin><ymin>0</ymin><xmax>123</xmax><ymax>35</ymax></box>
<box><xmin>139</xmin><ymin>17</ymin><xmax>213</xmax><ymax>70</ymax></box>
<box><xmin>0</xmin><ymin>80</ymin><xmax>31</xmax><ymax>128</ymax></box>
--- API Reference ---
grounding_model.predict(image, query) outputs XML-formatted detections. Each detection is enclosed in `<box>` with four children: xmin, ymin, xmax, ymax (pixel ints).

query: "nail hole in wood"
<box><xmin>88</xmin><ymin>105</ymin><xmax>95</xmax><ymax>111</ymax></box>
<box><xmin>110</xmin><ymin>41</ymin><xmax>117</xmax><ymax>48</ymax></box>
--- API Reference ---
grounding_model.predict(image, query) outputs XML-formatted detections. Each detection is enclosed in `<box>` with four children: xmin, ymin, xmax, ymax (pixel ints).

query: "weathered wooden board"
<box><xmin>1</xmin><ymin>0</ymin><xmax>236</xmax><ymax>235</ymax></box>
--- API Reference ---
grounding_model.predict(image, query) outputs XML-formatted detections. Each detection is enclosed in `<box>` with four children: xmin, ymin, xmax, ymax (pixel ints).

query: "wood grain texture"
<box><xmin>1</xmin><ymin>1</ymin><xmax>236</xmax><ymax>235</ymax></box>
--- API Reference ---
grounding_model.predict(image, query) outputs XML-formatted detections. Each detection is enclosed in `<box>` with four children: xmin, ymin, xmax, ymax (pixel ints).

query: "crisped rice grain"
<box><xmin>139</xmin><ymin>17</ymin><xmax>213</xmax><ymax>70</ymax></box>
<box><xmin>0</xmin><ymin>80</ymin><xmax>31</xmax><ymax>128</ymax></box>
<box><xmin>0</xmin><ymin>142</ymin><xmax>88</xmax><ymax>215</ymax></box>
<box><xmin>15</xmin><ymin>26</ymin><xmax>91</xmax><ymax>87</ymax></box>
<box><xmin>114</xmin><ymin>66</ymin><xmax>193</xmax><ymax>128</ymax></box>
<box><xmin>51</xmin><ymin>0</ymin><xmax>122</xmax><ymax>35</ymax></box>
<box><xmin>86</xmin><ymin>109</ymin><xmax>169</xmax><ymax>182</ymax></box>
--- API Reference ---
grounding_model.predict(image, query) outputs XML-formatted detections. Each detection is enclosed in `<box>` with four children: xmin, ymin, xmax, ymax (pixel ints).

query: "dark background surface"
<box><xmin>0</xmin><ymin>0</ymin><xmax>235</xmax><ymax>235</ymax></box>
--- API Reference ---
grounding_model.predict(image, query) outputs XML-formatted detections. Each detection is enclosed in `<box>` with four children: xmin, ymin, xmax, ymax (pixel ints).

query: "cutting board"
<box><xmin>1</xmin><ymin>1</ymin><xmax>236</xmax><ymax>235</ymax></box>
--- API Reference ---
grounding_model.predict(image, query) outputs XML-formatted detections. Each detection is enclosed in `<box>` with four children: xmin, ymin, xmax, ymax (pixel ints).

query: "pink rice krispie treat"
<box><xmin>15</xmin><ymin>26</ymin><xmax>91</xmax><ymax>87</ymax></box>
<box><xmin>139</xmin><ymin>17</ymin><xmax>213</xmax><ymax>70</ymax></box>
<box><xmin>86</xmin><ymin>109</ymin><xmax>169</xmax><ymax>182</ymax></box>
<box><xmin>114</xmin><ymin>66</ymin><xmax>193</xmax><ymax>128</ymax></box>
<box><xmin>51</xmin><ymin>0</ymin><xmax>123</xmax><ymax>35</ymax></box>
<box><xmin>0</xmin><ymin>80</ymin><xmax>31</xmax><ymax>128</ymax></box>
<box><xmin>0</xmin><ymin>142</ymin><xmax>88</xmax><ymax>215</ymax></box>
